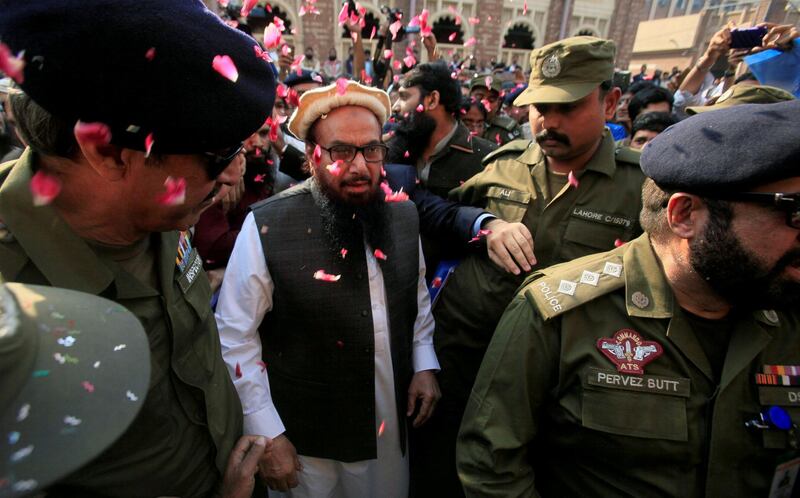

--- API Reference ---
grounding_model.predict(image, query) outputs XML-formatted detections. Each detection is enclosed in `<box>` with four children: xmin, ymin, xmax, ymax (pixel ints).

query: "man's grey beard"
<box><xmin>310</xmin><ymin>177</ymin><xmax>392</xmax><ymax>259</ymax></box>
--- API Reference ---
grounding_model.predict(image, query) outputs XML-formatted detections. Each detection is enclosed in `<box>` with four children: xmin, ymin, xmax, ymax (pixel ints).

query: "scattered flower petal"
<box><xmin>29</xmin><ymin>170</ymin><xmax>62</xmax><ymax>207</ymax></box>
<box><xmin>523</xmin><ymin>0</ymin><xmax>528</xmax><ymax>15</ymax></box>
<box><xmin>74</xmin><ymin>121</ymin><xmax>112</xmax><ymax>146</ymax></box>
<box><xmin>431</xmin><ymin>276</ymin><xmax>443</xmax><ymax>288</ymax></box>
<box><xmin>567</xmin><ymin>170</ymin><xmax>579</xmax><ymax>188</ymax></box>
<box><xmin>336</xmin><ymin>340</ymin><xmax>344</xmax><ymax>348</ymax></box>
<box><xmin>212</xmin><ymin>55</ymin><xmax>239</xmax><ymax>82</ymax></box>
<box><xmin>415</xmin><ymin>104</ymin><xmax>424</xmax><ymax>113</ymax></box>
<box><xmin>614</xmin><ymin>238</ymin><xmax>625</xmax><ymax>248</ymax></box>
<box><xmin>157</xmin><ymin>176</ymin><xmax>186</xmax><ymax>206</ymax></box>
<box><xmin>263</xmin><ymin>23</ymin><xmax>282</xmax><ymax>50</ymax></box>
<box><xmin>338</xmin><ymin>3</ymin><xmax>349</xmax><ymax>24</ymax></box>
<box><xmin>126</xmin><ymin>390</ymin><xmax>138</xmax><ymax>401</ymax></box>
<box><xmin>57</xmin><ymin>336</ymin><xmax>76</xmax><ymax>347</ymax></box>
<box><xmin>254</xmin><ymin>45</ymin><xmax>272</xmax><ymax>62</ymax></box>
<box><xmin>468</xmin><ymin>17</ymin><xmax>480</xmax><ymax>25</ymax></box>
<box><xmin>114</xmin><ymin>344</ymin><xmax>126</xmax><ymax>351</ymax></box>
<box><xmin>340</xmin><ymin>248</ymin><xmax>348</xmax><ymax>258</ymax></box>
<box><xmin>240</xmin><ymin>0</ymin><xmax>258</xmax><ymax>17</ymax></box>
<box><xmin>464</xmin><ymin>37</ymin><xmax>476</xmax><ymax>47</ymax></box>
<box><xmin>403</xmin><ymin>150</ymin><xmax>410</xmax><ymax>158</ymax></box>
<box><xmin>313</xmin><ymin>270</ymin><xmax>341</xmax><ymax>282</ymax></box>
<box><xmin>144</xmin><ymin>133</ymin><xmax>155</xmax><ymax>157</ymax></box>
<box><xmin>370</xmin><ymin>26</ymin><xmax>377</xmax><ymax>39</ymax></box>
<box><xmin>257</xmin><ymin>361</ymin><xmax>267</xmax><ymax>372</ymax></box>
<box><xmin>378</xmin><ymin>420</ymin><xmax>386</xmax><ymax>437</ymax></box>
<box><xmin>373</xmin><ymin>249</ymin><xmax>388</xmax><ymax>261</ymax></box>
<box><xmin>82</xmin><ymin>381</ymin><xmax>95</xmax><ymax>393</ymax></box>
<box><xmin>384</xmin><ymin>49</ymin><xmax>393</xmax><ymax>60</ymax></box>
<box><xmin>336</xmin><ymin>78</ymin><xmax>348</xmax><ymax>95</ymax></box>
<box><xmin>389</xmin><ymin>20</ymin><xmax>403</xmax><ymax>40</ymax></box>
<box><xmin>0</xmin><ymin>42</ymin><xmax>25</xmax><ymax>83</ymax></box>
<box><xmin>93</xmin><ymin>361</ymin><xmax>101</xmax><ymax>368</ymax></box>
<box><xmin>326</xmin><ymin>160</ymin><xmax>343</xmax><ymax>176</ymax></box>
<box><xmin>254</xmin><ymin>174</ymin><xmax>266</xmax><ymax>183</ymax></box>
<box><xmin>448</xmin><ymin>32</ymin><xmax>457</xmax><ymax>42</ymax></box>
<box><xmin>145</xmin><ymin>47</ymin><xmax>156</xmax><ymax>61</ymax></box>
<box><xmin>235</xmin><ymin>362</ymin><xmax>242</xmax><ymax>378</ymax></box>
<box><xmin>403</xmin><ymin>54</ymin><xmax>416</xmax><ymax>68</ymax></box>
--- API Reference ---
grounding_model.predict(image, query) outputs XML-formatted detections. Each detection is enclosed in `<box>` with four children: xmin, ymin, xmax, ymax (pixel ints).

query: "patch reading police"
<box><xmin>541</xmin><ymin>53</ymin><xmax>561</xmax><ymax>78</ymax></box>
<box><xmin>597</xmin><ymin>329</ymin><xmax>663</xmax><ymax>375</ymax></box>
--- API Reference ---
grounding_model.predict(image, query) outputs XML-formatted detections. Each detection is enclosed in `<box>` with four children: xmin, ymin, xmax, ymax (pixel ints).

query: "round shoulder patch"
<box><xmin>541</xmin><ymin>53</ymin><xmax>561</xmax><ymax>79</ymax></box>
<box><xmin>716</xmin><ymin>87</ymin><xmax>734</xmax><ymax>104</ymax></box>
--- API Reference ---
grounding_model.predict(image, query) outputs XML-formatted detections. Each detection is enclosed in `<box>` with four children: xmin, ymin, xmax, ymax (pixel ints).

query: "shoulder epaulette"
<box><xmin>481</xmin><ymin>139</ymin><xmax>531</xmax><ymax>165</ymax></box>
<box><xmin>614</xmin><ymin>146</ymin><xmax>641</xmax><ymax>166</ymax></box>
<box><xmin>492</xmin><ymin>115</ymin><xmax>519</xmax><ymax>131</ymax></box>
<box><xmin>522</xmin><ymin>246</ymin><xmax>626</xmax><ymax>321</ymax></box>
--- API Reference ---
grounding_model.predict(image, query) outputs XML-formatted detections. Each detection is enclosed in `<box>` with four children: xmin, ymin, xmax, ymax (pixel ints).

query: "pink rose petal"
<box><xmin>254</xmin><ymin>45</ymin><xmax>272</xmax><ymax>62</ymax></box>
<box><xmin>340</xmin><ymin>248</ymin><xmax>348</xmax><ymax>259</ymax></box>
<box><xmin>415</xmin><ymin>104</ymin><xmax>424</xmax><ymax>113</ymax></box>
<box><xmin>464</xmin><ymin>37</ymin><xmax>476</xmax><ymax>47</ymax></box>
<box><xmin>145</xmin><ymin>47</ymin><xmax>156</xmax><ymax>61</ymax></box>
<box><xmin>313</xmin><ymin>270</ymin><xmax>341</xmax><ymax>282</ymax></box>
<box><xmin>276</xmin><ymin>83</ymin><xmax>288</xmax><ymax>98</ymax></box>
<box><xmin>389</xmin><ymin>20</ymin><xmax>403</xmax><ymax>40</ymax></box>
<box><xmin>254</xmin><ymin>174</ymin><xmax>266</xmax><ymax>183</ymax></box>
<box><xmin>235</xmin><ymin>362</ymin><xmax>242</xmax><ymax>378</ymax></box>
<box><xmin>523</xmin><ymin>0</ymin><xmax>528</xmax><ymax>15</ymax></box>
<box><xmin>403</xmin><ymin>55</ymin><xmax>416</xmax><ymax>68</ymax></box>
<box><xmin>156</xmin><ymin>176</ymin><xmax>186</xmax><ymax>206</ymax></box>
<box><xmin>336</xmin><ymin>78</ymin><xmax>348</xmax><ymax>95</ymax></box>
<box><xmin>313</xmin><ymin>144</ymin><xmax>323</xmax><ymax>165</ymax></box>
<box><xmin>326</xmin><ymin>160</ymin><xmax>343</xmax><ymax>176</ymax></box>
<box><xmin>0</xmin><ymin>42</ymin><xmax>25</xmax><ymax>84</ymax></box>
<box><xmin>240</xmin><ymin>0</ymin><xmax>257</xmax><ymax>17</ymax></box>
<box><xmin>370</xmin><ymin>26</ymin><xmax>377</xmax><ymax>39</ymax></box>
<box><xmin>384</xmin><ymin>49</ymin><xmax>393</xmax><ymax>60</ymax></box>
<box><xmin>448</xmin><ymin>32</ymin><xmax>457</xmax><ymax>42</ymax></box>
<box><xmin>614</xmin><ymin>238</ymin><xmax>625</xmax><ymax>248</ymax></box>
<box><xmin>378</xmin><ymin>419</ymin><xmax>386</xmax><ymax>436</ymax></box>
<box><xmin>338</xmin><ymin>3</ymin><xmax>349</xmax><ymax>24</ymax></box>
<box><xmin>373</xmin><ymin>248</ymin><xmax>388</xmax><ymax>261</ymax></box>
<box><xmin>263</xmin><ymin>23</ymin><xmax>282</xmax><ymax>50</ymax></box>
<box><xmin>468</xmin><ymin>17</ymin><xmax>480</xmax><ymax>25</ymax></box>
<box><xmin>392</xmin><ymin>60</ymin><xmax>402</xmax><ymax>71</ymax></box>
<box><xmin>212</xmin><ymin>55</ymin><xmax>239</xmax><ymax>82</ymax></box>
<box><xmin>30</xmin><ymin>170</ymin><xmax>62</xmax><ymax>206</ymax></box>
<box><xmin>74</xmin><ymin>121</ymin><xmax>112</xmax><ymax>146</ymax></box>
<box><xmin>144</xmin><ymin>133</ymin><xmax>155</xmax><ymax>157</ymax></box>
<box><xmin>568</xmin><ymin>170</ymin><xmax>579</xmax><ymax>188</ymax></box>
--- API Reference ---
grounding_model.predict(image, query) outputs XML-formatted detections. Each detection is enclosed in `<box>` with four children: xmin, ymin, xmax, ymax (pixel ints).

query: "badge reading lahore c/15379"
<box><xmin>597</xmin><ymin>329</ymin><xmax>663</xmax><ymax>375</ymax></box>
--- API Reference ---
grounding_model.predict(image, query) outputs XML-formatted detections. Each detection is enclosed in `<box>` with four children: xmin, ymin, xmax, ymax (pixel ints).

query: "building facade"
<box><xmin>208</xmin><ymin>0</ymin><xmax>648</xmax><ymax>71</ymax></box>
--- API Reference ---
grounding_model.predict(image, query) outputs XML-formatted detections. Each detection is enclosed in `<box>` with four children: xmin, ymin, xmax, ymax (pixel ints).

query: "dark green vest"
<box><xmin>251</xmin><ymin>181</ymin><xmax>419</xmax><ymax>462</ymax></box>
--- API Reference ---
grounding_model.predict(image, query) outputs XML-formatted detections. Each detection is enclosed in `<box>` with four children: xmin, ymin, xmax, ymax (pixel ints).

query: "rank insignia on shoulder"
<box><xmin>597</xmin><ymin>329</ymin><xmax>663</xmax><ymax>375</ymax></box>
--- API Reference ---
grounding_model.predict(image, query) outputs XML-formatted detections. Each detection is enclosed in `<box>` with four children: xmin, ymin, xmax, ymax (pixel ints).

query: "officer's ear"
<box><xmin>75</xmin><ymin>136</ymin><xmax>126</xmax><ymax>181</ymax></box>
<box><xmin>425</xmin><ymin>90</ymin><xmax>440</xmax><ymax>111</ymax></box>
<box><xmin>665</xmin><ymin>193</ymin><xmax>703</xmax><ymax>240</ymax></box>
<box><xmin>602</xmin><ymin>87</ymin><xmax>621</xmax><ymax>121</ymax></box>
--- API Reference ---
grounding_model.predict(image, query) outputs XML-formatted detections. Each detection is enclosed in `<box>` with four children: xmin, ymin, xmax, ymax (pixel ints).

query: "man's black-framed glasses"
<box><xmin>712</xmin><ymin>192</ymin><xmax>800</xmax><ymax>229</ymax></box>
<box><xmin>204</xmin><ymin>142</ymin><xmax>244</xmax><ymax>179</ymax></box>
<box><xmin>316</xmin><ymin>143</ymin><xmax>389</xmax><ymax>163</ymax></box>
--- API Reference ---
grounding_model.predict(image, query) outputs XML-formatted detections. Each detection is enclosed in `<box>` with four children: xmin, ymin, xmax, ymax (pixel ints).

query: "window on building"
<box><xmin>433</xmin><ymin>16</ymin><xmax>464</xmax><ymax>44</ymax></box>
<box><xmin>503</xmin><ymin>23</ymin><xmax>534</xmax><ymax>49</ymax></box>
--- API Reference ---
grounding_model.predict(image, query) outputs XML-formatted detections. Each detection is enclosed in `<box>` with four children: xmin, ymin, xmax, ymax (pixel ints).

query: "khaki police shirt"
<box><xmin>433</xmin><ymin>132</ymin><xmax>644</xmax><ymax>404</ymax></box>
<box><xmin>457</xmin><ymin>234</ymin><xmax>800</xmax><ymax>497</ymax></box>
<box><xmin>0</xmin><ymin>149</ymin><xmax>243</xmax><ymax>496</ymax></box>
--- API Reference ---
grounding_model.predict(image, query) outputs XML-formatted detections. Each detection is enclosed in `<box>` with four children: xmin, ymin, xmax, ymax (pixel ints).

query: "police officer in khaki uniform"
<box><xmin>410</xmin><ymin>37</ymin><xmax>646</xmax><ymax>497</ymax></box>
<box><xmin>458</xmin><ymin>100</ymin><xmax>800</xmax><ymax>497</ymax></box>
<box><xmin>469</xmin><ymin>75</ymin><xmax>524</xmax><ymax>146</ymax></box>
<box><xmin>0</xmin><ymin>1</ymin><xmax>275</xmax><ymax>496</ymax></box>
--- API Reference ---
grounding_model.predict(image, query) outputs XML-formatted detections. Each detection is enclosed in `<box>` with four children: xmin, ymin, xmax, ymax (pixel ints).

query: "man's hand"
<box><xmin>259</xmin><ymin>434</ymin><xmax>302</xmax><ymax>492</ymax></box>
<box><xmin>705</xmin><ymin>24</ymin><xmax>732</xmax><ymax>60</ymax></box>
<box><xmin>206</xmin><ymin>267</ymin><xmax>225</xmax><ymax>294</ymax></box>
<box><xmin>221</xmin><ymin>435</ymin><xmax>270</xmax><ymax>498</ymax></box>
<box><xmin>407</xmin><ymin>370</ymin><xmax>441</xmax><ymax>428</ymax></box>
<box><xmin>757</xmin><ymin>22</ymin><xmax>799</xmax><ymax>52</ymax></box>
<box><xmin>422</xmin><ymin>33</ymin><xmax>437</xmax><ymax>60</ymax></box>
<box><xmin>483</xmin><ymin>218</ymin><xmax>536</xmax><ymax>275</ymax></box>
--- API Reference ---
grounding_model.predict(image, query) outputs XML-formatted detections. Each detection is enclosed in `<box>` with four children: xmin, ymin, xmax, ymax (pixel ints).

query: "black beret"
<box><xmin>641</xmin><ymin>100</ymin><xmax>800</xmax><ymax>192</ymax></box>
<box><xmin>0</xmin><ymin>0</ymin><xmax>275</xmax><ymax>154</ymax></box>
<box><xmin>283</xmin><ymin>70</ymin><xmax>327</xmax><ymax>88</ymax></box>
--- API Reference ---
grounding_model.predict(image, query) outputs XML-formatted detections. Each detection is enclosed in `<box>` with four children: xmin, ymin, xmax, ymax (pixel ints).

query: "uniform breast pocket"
<box><xmin>560</xmin><ymin>218</ymin><xmax>626</xmax><ymax>261</ymax></box>
<box><xmin>485</xmin><ymin>186</ymin><xmax>531</xmax><ymax>223</ymax></box>
<box><xmin>582</xmin><ymin>387</ymin><xmax>689</xmax><ymax>442</ymax></box>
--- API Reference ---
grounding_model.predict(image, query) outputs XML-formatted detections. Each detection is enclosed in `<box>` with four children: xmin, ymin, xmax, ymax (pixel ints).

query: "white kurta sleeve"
<box><xmin>412</xmin><ymin>239</ymin><xmax>440</xmax><ymax>373</ymax></box>
<box><xmin>215</xmin><ymin>213</ymin><xmax>286</xmax><ymax>438</ymax></box>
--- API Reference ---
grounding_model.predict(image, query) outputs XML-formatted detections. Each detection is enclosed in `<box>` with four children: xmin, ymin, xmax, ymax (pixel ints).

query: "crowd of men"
<box><xmin>0</xmin><ymin>1</ymin><xmax>799</xmax><ymax>497</ymax></box>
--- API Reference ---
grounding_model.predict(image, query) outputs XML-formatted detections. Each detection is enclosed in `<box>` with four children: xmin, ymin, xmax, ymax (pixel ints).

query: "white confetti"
<box><xmin>113</xmin><ymin>344</ymin><xmax>126</xmax><ymax>351</ymax></box>
<box><xmin>50</xmin><ymin>312</ymin><xmax>64</xmax><ymax>319</ymax></box>
<box><xmin>10</xmin><ymin>445</ymin><xmax>33</xmax><ymax>462</ymax></box>
<box><xmin>126</xmin><ymin>390</ymin><xmax>138</xmax><ymax>401</ymax></box>
<box><xmin>93</xmin><ymin>361</ymin><xmax>101</xmax><ymax>368</ymax></box>
<box><xmin>12</xmin><ymin>480</ymin><xmax>38</xmax><ymax>491</ymax></box>
<box><xmin>57</xmin><ymin>336</ymin><xmax>76</xmax><ymax>347</ymax></box>
<box><xmin>63</xmin><ymin>416</ymin><xmax>81</xmax><ymax>426</ymax></box>
<box><xmin>16</xmin><ymin>404</ymin><xmax>30</xmax><ymax>422</ymax></box>
<box><xmin>53</xmin><ymin>353</ymin><xmax>66</xmax><ymax>364</ymax></box>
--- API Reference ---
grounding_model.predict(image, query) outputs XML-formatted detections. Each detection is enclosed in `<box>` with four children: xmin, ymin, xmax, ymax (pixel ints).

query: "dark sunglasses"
<box><xmin>711</xmin><ymin>191</ymin><xmax>800</xmax><ymax>229</ymax></box>
<box><xmin>204</xmin><ymin>142</ymin><xmax>244</xmax><ymax>179</ymax></box>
